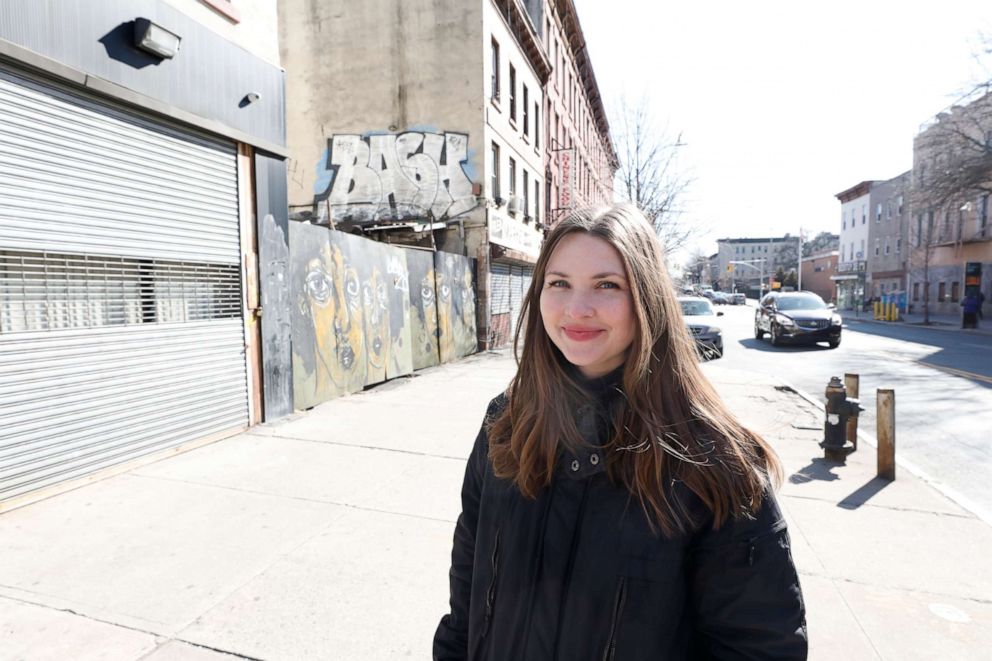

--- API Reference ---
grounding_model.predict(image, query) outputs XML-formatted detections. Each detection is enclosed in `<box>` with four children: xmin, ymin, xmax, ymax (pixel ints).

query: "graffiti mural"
<box><xmin>291</xmin><ymin>227</ymin><xmax>366</xmax><ymax>408</ymax></box>
<box><xmin>407</xmin><ymin>250</ymin><xmax>439</xmax><ymax>370</ymax></box>
<box><xmin>313</xmin><ymin>131</ymin><xmax>478</xmax><ymax>224</ymax></box>
<box><xmin>384</xmin><ymin>251</ymin><xmax>413</xmax><ymax>379</ymax></box>
<box><xmin>290</xmin><ymin>224</ymin><xmax>474</xmax><ymax>409</ymax></box>
<box><xmin>435</xmin><ymin>251</ymin><xmax>478</xmax><ymax>363</ymax></box>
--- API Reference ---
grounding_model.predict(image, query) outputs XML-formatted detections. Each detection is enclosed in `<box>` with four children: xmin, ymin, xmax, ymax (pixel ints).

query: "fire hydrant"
<box><xmin>820</xmin><ymin>376</ymin><xmax>862</xmax><ymax>462</ymax></box>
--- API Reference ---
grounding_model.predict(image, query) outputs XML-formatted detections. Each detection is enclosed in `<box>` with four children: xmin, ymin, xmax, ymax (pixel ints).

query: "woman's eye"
<box><xmin>598</xmin><ymin>281</ymin><xmax>620</xmax><ymax>289</ymax></box>
<box><xmin>547</xmin><ymin>280</ymin><xmax>568</xmax><ymax>288</ymax></box>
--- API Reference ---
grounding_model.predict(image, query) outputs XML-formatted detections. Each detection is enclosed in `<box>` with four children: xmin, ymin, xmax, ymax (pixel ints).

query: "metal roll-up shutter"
<box><xmin>489</xmin><ymin>263</ymin><xmax>511</xmax><ymax>347</ymax></box>
<box><xmin>0</xmin><ymin>65</ymin><xmax>248</xmax><ymax>502</ymax></box>
<box><xmin>509</xmin><ymin>265</ymin><xmax>535</xmax><ymax>339</ymax></box>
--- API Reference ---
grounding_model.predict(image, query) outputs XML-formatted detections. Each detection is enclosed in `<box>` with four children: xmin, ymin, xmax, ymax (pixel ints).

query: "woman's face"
<box><xmin>540</xmin><ymin>232</ymin><xmax>636</xmax><ymax>378</ymax></box>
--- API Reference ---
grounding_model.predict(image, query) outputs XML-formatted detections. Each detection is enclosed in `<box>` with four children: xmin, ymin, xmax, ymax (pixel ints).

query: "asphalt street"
<box><xmin>709</xmin><ymin>300</ymin><xmax>992</xmax><ymax>525</ymax></box>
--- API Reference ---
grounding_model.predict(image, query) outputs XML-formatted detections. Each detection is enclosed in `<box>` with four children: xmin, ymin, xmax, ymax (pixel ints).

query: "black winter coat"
<box><xmin>434</xmin><ymin>384</ymin><xmax>807</xmax><ymax>661</ymax></box>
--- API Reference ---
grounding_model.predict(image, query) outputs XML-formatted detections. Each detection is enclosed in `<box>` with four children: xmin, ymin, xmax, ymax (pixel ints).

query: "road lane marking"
<box><xmin>917</xmin><ymin>360</ymin><xmax>992</xmax><ymax>385</ymax></box>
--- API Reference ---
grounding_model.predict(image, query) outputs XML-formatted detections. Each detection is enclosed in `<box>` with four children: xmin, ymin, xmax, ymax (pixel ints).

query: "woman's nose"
<box><xmin>564</xmin><ymin>291</ymin><xmax>595</xmax><ymax>318</ymax></box>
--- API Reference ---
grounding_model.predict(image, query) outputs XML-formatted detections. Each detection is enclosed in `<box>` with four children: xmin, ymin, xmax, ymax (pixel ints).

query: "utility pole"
<box><xmin>798</xmin><ymin>230</ymin><xmax>804</xmax><ymax>292</ymax></box>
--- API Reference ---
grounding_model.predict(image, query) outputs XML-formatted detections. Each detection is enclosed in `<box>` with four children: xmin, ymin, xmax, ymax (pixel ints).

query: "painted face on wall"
<box><xmin>540</xmin><ymin>232</ymin><xmax>636</xmax><ymax>379</ymax></box>
<box><xmin>436</xmin><ymin>270</ymin><xmax>453</xmax><ymax>355</ymax></box>
<box><xmin>419</xmin><ymin>268</ymin><xmax>438</xmax><ymax>355</ymax></box>
<box><xmin>362</xmin><ymin>267</ymin><xmax>390</xmax><ymax>372</ymax></box>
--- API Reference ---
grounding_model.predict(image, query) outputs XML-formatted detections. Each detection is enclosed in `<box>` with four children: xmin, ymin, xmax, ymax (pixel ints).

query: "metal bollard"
<box><xmin>877</xmin><ymin>389</ymin><xmax>895</xmax><ymax>480</ymax></box>
<box><xmin>844</xmin><ymin>373</ymin><xmax>860</xmax><ymax>451</ymax></box>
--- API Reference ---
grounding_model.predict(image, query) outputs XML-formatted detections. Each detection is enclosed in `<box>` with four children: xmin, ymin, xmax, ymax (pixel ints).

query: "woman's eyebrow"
<box><xmin>546</xmin><ymin>270</ymin><xmax>626</xmax><ymax>279</ymax></box>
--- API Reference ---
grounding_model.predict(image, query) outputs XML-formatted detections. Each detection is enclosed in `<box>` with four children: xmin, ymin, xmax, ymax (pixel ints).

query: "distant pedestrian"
<box><xmin>962</xmin><ymin>292</ymin><xmax>981</xmax><ymax>329</ymax></box>
<box><xmin>980</xmin><ymin>290</ymin><xmax>986</xmax><ymax>320</ymax></box>
<box><xmin>434</xmin><ymin>204</ymin><xmax>807</xmax><ymax>660</ymax></box>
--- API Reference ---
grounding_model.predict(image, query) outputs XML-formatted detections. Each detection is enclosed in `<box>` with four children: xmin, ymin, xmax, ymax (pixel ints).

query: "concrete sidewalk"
<box><xmin>845</xmin><ymin>310</ymin><xmax>992</xmax><ymax>336</ymax></box>
<box><xmin>1</xmin><ymin>351</ymin><xmax>991</xmax><ymax>660</ymax></box>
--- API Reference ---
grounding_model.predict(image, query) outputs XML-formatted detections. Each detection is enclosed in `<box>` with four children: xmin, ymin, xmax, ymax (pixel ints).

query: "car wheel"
<box><xmin>828</xmin><ymin>338</ymin><xmax>840</xmax><ymax>349</ymax></box>
<box><xmin>770</xmin><ymin>324</ymin><xmax>781</xmax><ymax>346</ymax></box>
<box><xmin>754</xmin><ymin>322</ymin><xmax>764</xmax><ymax>339</ymax></box>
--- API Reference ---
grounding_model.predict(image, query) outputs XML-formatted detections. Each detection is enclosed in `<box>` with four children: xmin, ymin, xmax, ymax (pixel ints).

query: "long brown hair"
<box><xmin>488</xmin><ymin>204</ymin><xmax>782</xmax><ymax>535</ymax></box>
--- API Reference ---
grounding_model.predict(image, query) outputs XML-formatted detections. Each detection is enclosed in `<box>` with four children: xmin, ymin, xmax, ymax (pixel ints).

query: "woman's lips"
<box><xmin>563</xmin><ymin>326</ymin><xmax>604</xmax><ymax>341</ymax></box>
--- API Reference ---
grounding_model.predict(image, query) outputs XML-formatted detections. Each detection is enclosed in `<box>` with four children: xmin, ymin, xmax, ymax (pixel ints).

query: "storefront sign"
<box><xmin>559</xmin><ymin>148</ymin><xmax>575</xmax><ymax>209</ymax></box>
<box><xmin>489</xmin><ymin>213</ymin><xmax>542</xmax><ymax>258</ymax></box>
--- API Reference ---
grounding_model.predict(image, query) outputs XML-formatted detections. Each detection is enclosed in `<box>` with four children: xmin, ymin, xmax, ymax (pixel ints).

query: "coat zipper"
<box><xmin>602</xmin><ymin>577</ymin><xmax>628</xmax><ymax>661</ymax></box>
<box><xmin>478</xmin><ymin>527</ymin><xmax>502</xmax><ymax>645</ymax></box>
<box><xmin>552</xmin><ymin>480</ymin><xmax>591</xmax><ymax>660</ymax></box>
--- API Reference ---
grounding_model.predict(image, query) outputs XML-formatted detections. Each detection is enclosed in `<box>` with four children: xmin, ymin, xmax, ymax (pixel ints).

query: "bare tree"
<box><xmin>910</xmin><ymin>36</ymin><xmax>992</xmax><ymax>324</ymax></box>
<box><xmin>611</xmin><ymin>95</ymin><xmax>696</xmax><ymax>254</ymax></box>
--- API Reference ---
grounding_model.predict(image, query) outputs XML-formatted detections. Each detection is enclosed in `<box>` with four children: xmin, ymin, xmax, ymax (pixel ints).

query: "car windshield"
<box><xmin>776</xmin><ymin>295</ymin><xmax>827</xmax><ymax>311</ymax></box>
<box><xmin>680</xmin><ymin>300</ymin><xmax>713</xmax><ymax>316</ymax></box>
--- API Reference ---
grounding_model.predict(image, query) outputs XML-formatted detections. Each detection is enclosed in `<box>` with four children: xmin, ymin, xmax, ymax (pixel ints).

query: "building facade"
<box><xmin>715</xmin><ymin>236</ymin><xmax>801</xmax><ymax>296</ymax></box>
<box><xmin>909</xmin><ymin>93</ymin><xmax>992</xmax><ymax>317</ymax></box>
<box><xmin>800</xmin><ymin>250</ymin><xmax>839</xmax><ymax>304</ymax></box>
<box><xmin>0</xmin><ymin>0</ymin><xmax>290</xmax><ymax>508</ymax></box>
<box><xmin>866</xmin><ymin>172</ymin><xmax>910</xmax><ymax>299</ymax></box>
<box><xmin>278</xmin><ymin>0</ymin><xmax>615</xmax><ymax>350</ymax></box>
<box><xmin>834</xmin><ymin>181</ymin><xmax>876</xmax><ymax>310</ymax></box>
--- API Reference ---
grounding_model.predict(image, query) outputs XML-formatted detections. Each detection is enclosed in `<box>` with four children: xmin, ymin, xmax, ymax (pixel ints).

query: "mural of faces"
<box><xmin>291</xmin><ymin>223</ymin><xmax>476</xmax><ymax>409</ymax></box>
<box><xmin>302</xmin><ymin>243</ymin><xmax>366</xmax><ymax>398</ymax></box>
<box><xmin>362</xmin><ymin>266</ymin><xmax>390</xmax><ymax>382</ymax></box>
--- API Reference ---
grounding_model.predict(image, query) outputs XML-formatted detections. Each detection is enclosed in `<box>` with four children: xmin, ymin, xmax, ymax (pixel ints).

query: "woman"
<box><xmin>434</xmin><ymin>205</ymin><xmax>807</xmax><ymax>660</ymax></box>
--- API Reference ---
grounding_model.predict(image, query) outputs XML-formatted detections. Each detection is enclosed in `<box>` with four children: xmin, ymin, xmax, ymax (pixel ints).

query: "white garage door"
<box><xmin>0</xmin><ymin>65</ymin><xmax>249</xmax><ymax>503</ymax></box>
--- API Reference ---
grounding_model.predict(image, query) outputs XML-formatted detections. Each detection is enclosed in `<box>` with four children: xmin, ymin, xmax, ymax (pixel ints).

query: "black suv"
<box><xmin>754</xmin><ymin>291</ymin><xmax>842</xmax><ymax>348</ymax></box>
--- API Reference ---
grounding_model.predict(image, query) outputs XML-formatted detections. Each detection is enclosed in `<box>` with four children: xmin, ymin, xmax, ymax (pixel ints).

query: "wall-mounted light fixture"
<box><xmin>134</xmin><ymin>18</ymin><xmax>181</xmax><ymax>59</ymax></box>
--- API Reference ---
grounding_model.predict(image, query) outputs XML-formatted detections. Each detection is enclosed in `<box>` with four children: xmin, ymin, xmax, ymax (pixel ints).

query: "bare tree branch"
<box><xmin>610</xmin><ymin>95</ymin><xmax>697</xmax><ymax>255</ymax></box>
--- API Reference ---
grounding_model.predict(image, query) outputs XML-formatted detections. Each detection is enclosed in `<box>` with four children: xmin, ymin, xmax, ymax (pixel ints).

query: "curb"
<box><xmin>777</xmin><ymin>376</ymin><xmax>992</xmax><ymax>528</ymax></box>
<box><xmin>847</xmin><ymin>317</ymin><xmax>992</xmax><ymax>337</ymax></box>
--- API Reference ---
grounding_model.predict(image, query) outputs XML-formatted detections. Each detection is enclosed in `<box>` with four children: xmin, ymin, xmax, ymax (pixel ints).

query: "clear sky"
<box><xmin>573</xmin><ymin>0</ymin><xmax>992</xmax><ymax>263</ymax></box>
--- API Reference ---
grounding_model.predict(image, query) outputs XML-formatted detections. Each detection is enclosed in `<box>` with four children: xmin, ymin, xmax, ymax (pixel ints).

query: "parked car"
<box><xmin>731</xmin><ymin>293</ymin><xmax>746</xmax><ymax>305</ymax></box>
<box><xmin>679</xmin><ymin>296</ymin><xmax>724</xmax><ymax>359</ymax></box>
<box><xmin>712</xmin><ymin>291</ymin><xmax>731</xmax><ymax>305</ymax></box>
<box><xmin>754</xmin><ymin>291</ymin><xmax>842</xmax><ymax>348</ymax></box>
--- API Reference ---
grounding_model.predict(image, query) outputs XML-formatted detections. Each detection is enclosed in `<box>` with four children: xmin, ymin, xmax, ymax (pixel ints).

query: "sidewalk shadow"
<box><xmin>788</xmin><ymin>458</ymin><xmax>842</xmax><ymax>483</ymax></box>
<box><xmin>836</xmin><ymin>478</ymin><xmax>892</xmax><ymax>510</ymax></box>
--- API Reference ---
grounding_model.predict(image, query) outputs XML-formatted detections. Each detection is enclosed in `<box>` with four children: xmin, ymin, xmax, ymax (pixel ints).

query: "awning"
<box><xmin>830</xmin><ymin>274</ymin><xmax>861</xmax><ymax>281</ymax></box>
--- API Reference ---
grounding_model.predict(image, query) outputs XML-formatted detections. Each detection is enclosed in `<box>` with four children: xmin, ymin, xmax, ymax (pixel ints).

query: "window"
<box><xmin>913</xmin><ymin>282</ymin><xmax>920</xmax><ymax>301</ymax></box>
<box><xmin>885</xmin><ymin>238</ymin><xmax>890</xmax><ymax>255</ymax></box>
<box><xmin>982</xmin><ymin>194</ymin><xmax>989</xmax><ymax>238</ymax></box>
<box><xmin>896</xmin><ymin>238</ymin><xmax>901</xmax><ymax>254</ymax></box>
<box><xmin>509</xmin><ymin>65</ymin><xmax>517</xmax><ymax>121</ymax></box>
<box><xmin>535</xmin><ymin>179</ymin><xmax>541</xmax><ymax>224</ymax></box>
<box><xmin>862</xmin><ymin>204</ymin><xmax>866</xmax><ymax>224</ymax></box>
<box><xmin>874</xmin><ymin>239</ymin><xmax>880</xmax><ymax>256</ymax></box>
<box><xmin>491</xmin><ymin>39</ymin><xmax>500</xmax><ymax>101</ymax></box>
<box><xmin>843</xmin><ymin>218</ymin><xmax>846</xmax><ymax>230</ymax></box>
<box><xmin>522</xmin><ymin>85</ymin><xmax>529</xmax><ymax>137</ymax></box>
<box><xmin>534</xmin><ymin>102</ymin><xmax>540</xmax><ymax>149</ymax></box>
<box><xmin>523</xmin><ymin>169</ymin><xmax>530</xmax><ymax>218</ymax></box>
<box><xmin>938</xmin><ymin>282</ymin><xmax>946</xmax><ymax>302</ymax></box>
<box><xmin>916</xmin><ymin>214</ymin><xmax>923</xmax><ymax>247</ymax></box>
<box><xmin>951</xmin><ymin>281</ymin><xmax>960</xmax><ymax>302</ymax></box>
<box><xmin>887</xmin><ymin>201</ymin><xmax>892</xmax><ymax>219</ymax></box>
<box><xmin>898</xmin><ymin>195</ymin><xmax>904</xmax><ymax>215</ymax></box>
<box><xmin>490</xmin><ymin>142</ymin><xmax>500</xmax><ymax>199</ymax></box>
<box><xmin>860</xmin><ymin>239</ymin><xmax>865</xmax><ymax>255</ymax></box>
<box><xmin>876</xmin><ymin>203</ymin><xmax>882</xmax><ymax>222</ymax></box>
<box><xmin>508</xmin><ymin>156</ymin><xmax>516</xmax><ymax>199</ymax></box>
